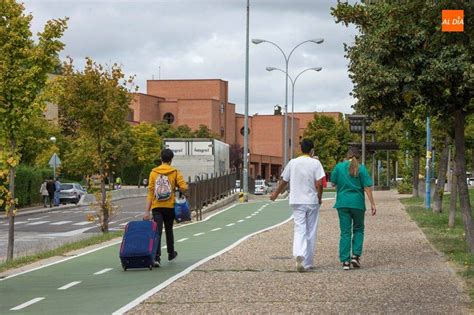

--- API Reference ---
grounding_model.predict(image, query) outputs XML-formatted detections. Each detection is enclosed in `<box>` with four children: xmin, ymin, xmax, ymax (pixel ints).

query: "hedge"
<box><xmin>15</xmin><ymin>166</ymin><xmax>52</xmax><ymax>207</ymax></box>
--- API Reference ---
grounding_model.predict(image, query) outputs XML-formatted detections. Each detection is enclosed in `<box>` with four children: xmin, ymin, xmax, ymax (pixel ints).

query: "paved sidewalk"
<box><xmin>129</xmin><ymin>191</ymin><xmax>471</xmax><ymax>314</ymax></box>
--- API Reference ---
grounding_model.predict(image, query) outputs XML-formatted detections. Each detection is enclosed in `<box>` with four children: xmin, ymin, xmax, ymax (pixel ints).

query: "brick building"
<box><xmin>129</xmin><ymin>79</ymin><xmax>341</xmax><ymax>180</ymax></box>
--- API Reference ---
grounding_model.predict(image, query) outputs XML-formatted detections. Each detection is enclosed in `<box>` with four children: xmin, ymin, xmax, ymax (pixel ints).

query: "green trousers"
<box><xmin>337</xmin><ymin>207</ymin><xmax>365</xmax><ymax>263</ymax></box>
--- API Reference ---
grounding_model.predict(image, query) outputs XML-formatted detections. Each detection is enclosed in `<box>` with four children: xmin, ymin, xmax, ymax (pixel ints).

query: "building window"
<box><xmin>240</xmin><ymin>127</ymin><xmax>250</xmax><ymax>136</ymax></box>
<box><xmin>163</xmin><ymin>112</ymin><xmax>175</xmax><ymax>124</ymax></box>
<box><xmin>127</xmin><ymin>109</ymin><xmax>134</xmax><ymax>121</ymax></box>
<box><xmin>220</xmin><ymin>103</ymin><xmax>225</xmax><ymax>114</ymax></box>
<box><xmin>220</xmin><ymin>127</ymin><xmax>225</xmax><ymax>138</ymax></box>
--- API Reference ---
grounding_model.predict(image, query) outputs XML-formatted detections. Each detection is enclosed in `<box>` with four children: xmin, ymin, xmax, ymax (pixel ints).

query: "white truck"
<box><xmin>163</xmin><ymin>138</ymin><xmax>230</xmax><ymax>182</ymax></box>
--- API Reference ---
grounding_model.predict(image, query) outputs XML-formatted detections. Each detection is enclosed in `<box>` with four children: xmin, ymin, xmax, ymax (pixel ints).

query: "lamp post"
<box><xmin>266</xmin><ymin>66</ymin><xmax>322</xmax><ymax>159</ymax></box>
<box><xmin>252</xmin><ymin>38</ymin><xmax>323</xmax><ymax>168</ymax></box>
<box><xmin>242</xmin><ymin>0</ymin><xmax>250</xmax><ymax>201</ymax></box>
<box><xmin>50</xmin><ymin>136</ymin><xmax>57</xmax><ymax>178</ymax></box>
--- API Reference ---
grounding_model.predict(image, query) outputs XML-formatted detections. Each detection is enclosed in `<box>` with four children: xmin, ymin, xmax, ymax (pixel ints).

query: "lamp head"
<box><xmin>50</xmin><ymin>136</ymin><xmax>57</xmax><ymax>143</ymax></box>
<box><xmin>266</xmin><ymin>67</ymin><xmax>277</xmax><ymax>71</ymax></box>
<box><xmin>312</xmin><ymin>67</ymin><xmax>322</xmax><ymax>72</ymax></box>
<box><xmin>252</xmin><ymin>39</ymin><xmax>265</xmax><ymax>44</ymax></box>
<box><xmin>310</xmin><ymin>38</ymin><xmax>324</xmax><ymax>44</ymax></box>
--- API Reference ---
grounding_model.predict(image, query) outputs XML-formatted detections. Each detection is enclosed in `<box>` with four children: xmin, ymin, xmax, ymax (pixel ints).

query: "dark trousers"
<box><xmin>48</xmin><ymin>192</ymin><xmax>54</xmax><ymax>207</ymax></box>
<box><xmin>152</xmin><ymin>207</ymin><xmax>175</xmax><ymax>260</ymax></box>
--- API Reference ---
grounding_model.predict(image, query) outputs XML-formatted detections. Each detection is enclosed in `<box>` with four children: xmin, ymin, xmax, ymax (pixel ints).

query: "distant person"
<box><xmin>142</xmin><ymin>178</ymin><xmax>148</xmax><ymax>188</ymax></box>
<box><xmin>54</xmin><ymin>178</ymin><xmax>61</xmax><ymax>206</ymax></box>
<box><xmin>115</xmin><ymin>177</ymin><xmax>122</xmax><ymax>190</ymax></box>
<box><xmin>39</xmin><ymin>179</ymin><xmax>49</xmax><ymax>207</ymax></box>
<box><xmin>144</xmin><ymin>149</ymin><xmax>188</xmax><ymax>267</ymax></box>
<box><xmin>330</xmin><ymin>148</ymin><xmax>376</xmax><ymax>270</ymax></box>
<box><xmin>270</xmin><ymin>139</ymin><xmax>325</xmax><ymax>272</ymax></box>
<box><xmin>46</xmin><ymin>177</ymin><xmax>55</xmax><ymax>208</ymax></box>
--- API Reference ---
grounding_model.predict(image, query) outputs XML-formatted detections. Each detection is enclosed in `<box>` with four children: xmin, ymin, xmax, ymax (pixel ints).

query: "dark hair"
<box><xmin>300</xmin><ymin>139</ymin><xmax>314</xmax><ymax>154</ymax></box>
<box><xmin>161</xmin><ymin>149</ymin><xmax>174</xmax><ymax>163</ymax></box>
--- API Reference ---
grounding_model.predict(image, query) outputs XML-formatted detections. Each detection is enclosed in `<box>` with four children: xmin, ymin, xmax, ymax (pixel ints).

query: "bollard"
<box><xmin>239</xmin><ymin>192</ymin><xmax>244</xmax><ymax>202</ymax></box>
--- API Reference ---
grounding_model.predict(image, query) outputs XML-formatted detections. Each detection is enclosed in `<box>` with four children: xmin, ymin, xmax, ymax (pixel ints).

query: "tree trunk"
<box><xmin>448</xmin><ymin>160</ymin><xmax>457</xmax><ymax>228</ymax></box>
<box><xmin>453</xmin><ymin>110</ymin><xmax>474</xmax><ymax>253</ymax></box>
<box><xmin>432</xmin><ymin>135</ymin><xmax>450</xmax><ymax>213</ymax></box>
<box><xmin>6</xmin><ymin>139</ymin><xmax>16</xmax><ymax>262</ymax></box>
<box><xmin>412</xmin><ymin>151</ymin><xmax>420</xmax><ymax>198</ymax></box>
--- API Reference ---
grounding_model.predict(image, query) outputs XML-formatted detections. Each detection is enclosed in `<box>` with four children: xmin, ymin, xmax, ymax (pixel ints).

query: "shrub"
<box><xmin>397</xmin><ymin>176</ymin><xmax>413</xmax><ymax>194</ymax></box>
<box><xmin>15</xmin><ymin>165</ymin><xmax>51</xmax><ymax>207</ymax></box>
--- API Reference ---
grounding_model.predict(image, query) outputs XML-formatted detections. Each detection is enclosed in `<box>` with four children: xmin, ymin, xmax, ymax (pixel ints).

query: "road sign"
<box><xmin>48</xmin><ymin>153</ymin><xmax>61</xmax><ymax>167</ymax></box>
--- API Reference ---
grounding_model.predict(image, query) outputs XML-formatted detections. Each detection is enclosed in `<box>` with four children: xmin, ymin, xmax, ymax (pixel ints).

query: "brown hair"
<box><xmin>346</xmin><ymin>148</ymin><xmax>360</xmax><ymax>177</ymax></box>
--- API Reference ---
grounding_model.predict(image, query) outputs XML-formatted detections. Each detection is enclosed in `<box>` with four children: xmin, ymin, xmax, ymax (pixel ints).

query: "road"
<box><xmin>0</xmin><ymin>198</ymin><xmax>299</xmax><ymax>314</ymax></box>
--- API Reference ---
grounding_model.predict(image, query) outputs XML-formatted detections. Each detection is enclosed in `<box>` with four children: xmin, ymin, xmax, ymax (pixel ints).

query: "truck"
<box><xmin>163</xmin><ymin>138</ymin><xmax>230</xmax><ymax>182</ymax></box>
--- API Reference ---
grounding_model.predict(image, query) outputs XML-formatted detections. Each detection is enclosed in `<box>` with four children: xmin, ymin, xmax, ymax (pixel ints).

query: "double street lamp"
<box><xmin>252</xmin><ymin>38</ymin><xmax>324</xmax><ymax>168</ymax></box>
<box><xmin>266</xmin><ymin>66</ymin><xmax>322</xmax><ymax>159</ymax></box>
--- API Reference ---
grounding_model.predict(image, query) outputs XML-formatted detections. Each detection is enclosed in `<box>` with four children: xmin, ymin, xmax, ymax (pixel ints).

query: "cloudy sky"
<box><xmin>23</xmin><ymin>0</ymin><xmax>358</xmax><ymax>115</ymax></box>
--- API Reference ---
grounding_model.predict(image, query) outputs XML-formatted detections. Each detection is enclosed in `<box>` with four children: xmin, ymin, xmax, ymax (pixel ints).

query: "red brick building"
<box><xmin>129</xmin><ymin>79</ymin><xmax>341</xmax><ymax>179</ymax></box>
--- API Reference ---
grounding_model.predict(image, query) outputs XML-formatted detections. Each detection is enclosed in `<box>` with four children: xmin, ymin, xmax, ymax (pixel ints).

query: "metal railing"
<box><xmin>187</xmin><ymin>172</ymin><xmax>237</xmax><ymax>221</ymax></box>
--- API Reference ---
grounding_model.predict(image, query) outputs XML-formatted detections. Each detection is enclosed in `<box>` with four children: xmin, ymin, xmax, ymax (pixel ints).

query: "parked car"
<box><xmin>59</xmin><ymin>183</ymin><xmax>86</xmax><ymax>205</ymax></box>
<box><xmin>235</xmin><ymin>179</ymin><xmax>240</xmax><ymax>189</ymax></box>
<box><xmin>254</xmin><ymin>180</ymin><xmax>271</xmax><ymax>195</ymax></box>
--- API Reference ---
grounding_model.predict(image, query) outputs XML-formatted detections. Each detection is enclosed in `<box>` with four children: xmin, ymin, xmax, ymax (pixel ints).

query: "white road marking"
<box><xmin>26</xmin><ymin>221</ymin><xmax>50</xmax><ymax>226</ymax></box>
<box><xmin>119</xmin><ymin>223</ymin><xmax>127</xmax><ymax>226</ymax></box>
<box><xmin>73</xmin><ymin>221</ymin><xmax>92</xmax><ymax>226</ymax></box>
<box><xmin>10</xmin><ymin>297</ymin><xmax>45</xmax><ymax>310</ymax></box>
<box><xmin>58</xmin><ymin>281</ymin><xmax>81</xmax><ymax>290</ymax></box>
<box><xmin>177</xmin><ymin>238</ymin><xmax>188</xmax><ymax>242</ymax></box>
<box><xmin>226</xmin><ymin>223</ymin><xmax>235</xmax><ymax>227</ymax></box>
<box><xmin>44</xmin><ymin>227</ymin><xmax>95</xmax><ymax>237</ymax></box>
<box><xmin>193</xmin><ymin>232</ymin><xmax>205</xmax><ymax>236</ymax></box>
<box><xmin>210</xmin><ymin>228</ymin><xmax>221</xmax><ymax>231</ymax></box>
<box><xmin>50</xmin><ymin>221</ymin><xmax>73</xmax><ymax>225</ymax></box>
<box><xmin>94</xmin><ymin>268</ymin><xmax>113</xmax><ymax>275</ymax></box>
<box><xmin>162</xmin><ymin>246</ymin><xmax>167</xmax><ymax>249</ymax></box>
<box><xmin>27</xmin><ymin>216</ymin><xmax>49</xmax><ymax>221</ymax></box>
<box><xmin>237</xmin><ymin>220</ymin><xmax>244</xmax><ymax>223</ymax></box>
<box><xmin>246</xmin><ymin>216</ymin><xmax>251</xmax><ymax>219</ymax></box>
<box><xmin>14</xmin><ymin>221</ymin><xmax>28</xmax><ymax>225</ymax></box>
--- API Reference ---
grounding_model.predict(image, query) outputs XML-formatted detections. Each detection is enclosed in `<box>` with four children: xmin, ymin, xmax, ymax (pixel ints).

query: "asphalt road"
<box><xmin>0</xmin><ymin>199</ymin><xmax>294</xmax><ymax>314</ymax></box>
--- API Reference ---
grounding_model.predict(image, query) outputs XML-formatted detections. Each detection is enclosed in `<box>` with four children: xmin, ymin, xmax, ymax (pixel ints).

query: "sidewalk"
<box><xmin>128</xmin><ymin>191</ymin><xmax>471</xmax><ymax>314</ymax></box>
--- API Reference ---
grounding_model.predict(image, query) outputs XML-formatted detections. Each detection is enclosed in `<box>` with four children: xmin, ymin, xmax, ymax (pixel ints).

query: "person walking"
<box><xmin>53</xmin><ymin>178</ymin><xmax>61</xmax><ymax>206</ymax></box>
<box><xmin>46</xmin><ymin>177</ymin><xmax>56</xmax><ymax>208</ymax></box>
<box><xmin>270</xmin><ymin>139</ymin><xmax>325</xmax><ymax>272</ymax></box>
<box><xmin>330</xmin><ymin>148</ymin><xmax>376</xmax><ymax>270</ymax></box>
<box><xmin>40</xmin><ymin>179</ymin><xmax>49</xmax><ymax>207</ymax></box>
<box><xmin>143</xmin><ymin>149</ymin><xmax>188</xmax><ymax>267</ymax></box>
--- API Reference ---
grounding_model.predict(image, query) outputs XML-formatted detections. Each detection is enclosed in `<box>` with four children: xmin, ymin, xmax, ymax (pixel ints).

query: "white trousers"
<box><xmin>291</xmin><ymin>204</ymin><xmax>321</xmax><ymax>268</ymax></box>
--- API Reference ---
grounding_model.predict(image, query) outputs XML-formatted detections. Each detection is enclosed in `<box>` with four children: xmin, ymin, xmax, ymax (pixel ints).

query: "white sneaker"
<box><xmin>295</xmin><ymin>256</ymin><xmax>304</xmax><ymax>272</ymax></box>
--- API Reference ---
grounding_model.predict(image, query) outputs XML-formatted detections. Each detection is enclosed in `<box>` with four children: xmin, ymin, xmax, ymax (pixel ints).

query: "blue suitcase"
<box><xmin>119</xmin><ymin>220</ymin><xmax>159</xmax><ymax>271</ymax></box>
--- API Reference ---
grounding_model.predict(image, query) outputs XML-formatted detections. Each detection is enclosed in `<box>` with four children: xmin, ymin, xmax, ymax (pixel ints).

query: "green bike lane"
<box><xmin>0</xmin><ymin>199</ymin><xmax>296</xmax><ymax>315</ymax></box>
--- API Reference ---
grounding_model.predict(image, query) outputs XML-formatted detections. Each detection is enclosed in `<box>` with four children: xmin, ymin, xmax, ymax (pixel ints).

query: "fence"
<box><xmin>187</xmin><ymin>172</ymin><xmax>238</xmax><ymax>220</ymax></box>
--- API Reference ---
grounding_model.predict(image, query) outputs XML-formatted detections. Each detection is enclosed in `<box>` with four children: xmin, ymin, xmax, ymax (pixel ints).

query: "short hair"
<box><xmin>161</xmin><ymin>149</ymin><xmax>174</xmax><ymax>163</ymax></box>
<box><xmin>300</xmin><ymin>139</ymin><xmax>314</xmax><ymax>154</ymax></box>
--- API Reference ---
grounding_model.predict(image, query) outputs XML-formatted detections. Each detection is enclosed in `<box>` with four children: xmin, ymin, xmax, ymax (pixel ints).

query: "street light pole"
<box><xmin>242</xmin><ymin>0</ymin><xmax>250</xmax><ymax>201</ymax></box>
<box><xmin>266</xmin><ymin>67</ymin><xmax>322</xmax><ymax>159</ymax></box>
<box><xmin>252</xmin><ymin>38</ymin><xmax>323</xmax><ymax>168</ymax></box>
<box><xmin>50</xmin><ymin>136</ymin><xmax>57</xmax><ymax>178</ymax></box>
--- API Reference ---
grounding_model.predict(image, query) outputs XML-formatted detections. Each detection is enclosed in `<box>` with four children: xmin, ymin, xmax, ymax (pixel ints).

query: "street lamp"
<box><xmin>253</xmin><ymin>38</ymin><xmax>323</xmax><ymax>168</ymax></box>
<box><xmin>49</xmin><ymin>136</ymin><xmax>57</xmax><ymax>178</ymax></box>
<box><xmin>266</xmin><ymin>66</ymin><xmax>322</xmax><ymax>159</ymax></box>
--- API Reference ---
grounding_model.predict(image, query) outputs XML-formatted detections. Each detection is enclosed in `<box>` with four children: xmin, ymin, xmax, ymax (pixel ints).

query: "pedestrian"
<box><xmin>115</xmin><ymin>176</ymin><xmax>122</xmax><ymax>190</ymax></box>
<box><xmin>46</xmin><ymin>177</ymin><xmax>55</xmax><ymax>208</ymax></box>
<box><xmin>54</xmin><ymin>178</ymin><xmax>61</xmax><ymax>206</ymax></box>
<box><xmin>330</xmin><ymin>148</ymin><xmax>376</xmax><ymax>270</ymax></box>
<box><xmin>39</xmin><ymin>179</ymin><xmax>49</xmax><ymax>207</ymax></box>
<box><xmin>143</xmin><ymin>149</ymin><xmax>188</xmax><ymax>267</ymax></box>
<box><xmin>270</xmin><ymin>139</ymin><xmax>325</xmax><ymax>272</ymax></box>
<box><xmin>142</xmin><ymin>178</ymin><xmax>148</xmax><ymax>188</ymax></box>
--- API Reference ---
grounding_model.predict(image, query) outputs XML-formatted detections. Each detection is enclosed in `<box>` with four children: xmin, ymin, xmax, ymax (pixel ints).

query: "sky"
<box><xmin>23</xmin><ymin>0</ymin><xmax>358</xmax><ymax>115</ymax></box>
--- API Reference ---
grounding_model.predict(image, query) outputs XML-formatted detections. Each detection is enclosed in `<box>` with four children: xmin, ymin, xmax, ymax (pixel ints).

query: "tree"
<box><xmin>130</xmin><ymin>122</ymin><xmax>162</xmax><ymax>186</ymax></box>
<box><xmin>0</xmin><ymin>1</ymin><xmax>67</xmax><ymax>261</ymax></box>
<box><xmin>332</xmin><ymin>1</ymin><xmax>474</xmax><ymax>252</ymax></box>
<box><xmin>304</xmin><ymin>114</ymin><xmax>353</xmax><ymax>171</ymax></box>
<box><xmin>194</xmin><ymin>124</ymin><xmax>219</xmax><ymax>138</ymax></box>
<box><xmin>50</xmin><ymin>57</ymin><xmax>134</xmax><ymax>233</ymax></box>
<box><xmin>229</xmin><ymin>143</ymin><xmax>243</xmax><ymax>174</ymax></box>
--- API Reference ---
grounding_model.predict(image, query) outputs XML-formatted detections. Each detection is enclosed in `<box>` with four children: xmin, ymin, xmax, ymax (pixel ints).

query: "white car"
<box><xmin>59</xmin><ymin>183</ymin><xmax>86</xmax><ymax>205</ymax></box>
<box><xmin>254</xmin><ymin>180</ymin><xmax>271</xmax><ymax>195</ymax></box>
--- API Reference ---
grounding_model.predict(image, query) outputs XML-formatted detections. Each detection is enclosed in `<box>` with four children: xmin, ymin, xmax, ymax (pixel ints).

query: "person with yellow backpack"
<box><xmin>143</xmin><ymin>149</ymin><xmax>188</xmax><ymax>267</ymax></box>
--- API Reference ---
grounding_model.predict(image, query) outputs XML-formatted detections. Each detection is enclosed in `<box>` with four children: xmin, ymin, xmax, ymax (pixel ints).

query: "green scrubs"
<box><xmin>331</xmin><ymin>160</ymin><xmax>373</xmax><ymax>263</ymax></box>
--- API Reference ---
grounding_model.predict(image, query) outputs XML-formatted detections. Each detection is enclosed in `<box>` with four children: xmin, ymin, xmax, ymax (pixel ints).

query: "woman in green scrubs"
<box><xmin>330</xmin><ymin>148</ymin><xmax>376</xmax><ymax>270</ymax></box>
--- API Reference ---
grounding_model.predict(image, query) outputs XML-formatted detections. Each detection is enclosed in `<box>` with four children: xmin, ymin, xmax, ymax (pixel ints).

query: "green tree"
<box><xmin>304</xmin><ymin>114</ymin><xmax>353</xmax><ymax>171</ymax></box>
<box><xmin>194</xmin><ymin>124</ymin><xmax>219</xmax><ymax>138</ymax></box>
<box><xmin>332</xmin><ymin>0</ymin><xmax>474</xmax><ymax>252</ymax></box>
<box><xmin>130</xmin><ymin>122</ymin><xmax>162</xmax><ymax>186</ymax></box>
<box><xmin>50</xmin><ymin>57</ymin><xmax>134</xmax><ymax>233</ymax></box>
<box><xmin>0</xmin><ymin>1</ymin><xmax>67</xmax><ymax>261</ymax></box>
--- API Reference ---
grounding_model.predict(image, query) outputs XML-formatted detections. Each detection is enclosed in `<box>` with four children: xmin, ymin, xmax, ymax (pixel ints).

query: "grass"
<box><xmin>0</xmin><ymin>231</ymin><xmax>123</xmax><ymax>273</ymax></box>
<box><xmin>400</xmin><ymin>189</ymin><xmax>474</xmax><ymax>308</ymax></box>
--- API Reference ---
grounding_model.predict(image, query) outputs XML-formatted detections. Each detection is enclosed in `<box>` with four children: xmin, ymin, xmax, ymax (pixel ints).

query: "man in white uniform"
<box><xmin>270</xmin><ymin>139</ymin><xmax>325</xmax><ymax>272</ymax></box>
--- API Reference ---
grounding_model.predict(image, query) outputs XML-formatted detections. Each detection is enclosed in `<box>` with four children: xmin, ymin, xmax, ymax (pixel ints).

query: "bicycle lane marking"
<box><xmin>0</xmin><ymin>200</ymin><xmax>288</xmax><ymax>314</ymax></box>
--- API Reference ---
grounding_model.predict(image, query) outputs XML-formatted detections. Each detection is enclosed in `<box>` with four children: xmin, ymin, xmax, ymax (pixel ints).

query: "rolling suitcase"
<box><xmin>119</xmin><ymin>220</ymin><xmax>159</xmax><ymax>271</ymax></box>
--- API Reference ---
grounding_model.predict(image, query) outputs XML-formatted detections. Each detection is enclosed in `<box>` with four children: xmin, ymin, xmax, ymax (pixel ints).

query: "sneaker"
<box><xmin>351</xmin><ymin>255</ymin><xmax>361</xmax><ymax>268</ymax></box>
<box><xmin>168</xmin><ymin>251</ymin><xmax>178</xmax><ymax>261</ymax></box>
<box><xmin>342</xmin><ymin>262</ymin><xmax>350</xmax><ymax>270</ymax></box>
<box><xmin>153</xmin><ymin>260</ymin><xmax>161</xmax><ymax>268</ymax></box>
<box><xmin>295</xmin><ymin>256</ymin><xmax>304</xmax><ymax>272</ymax></box>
